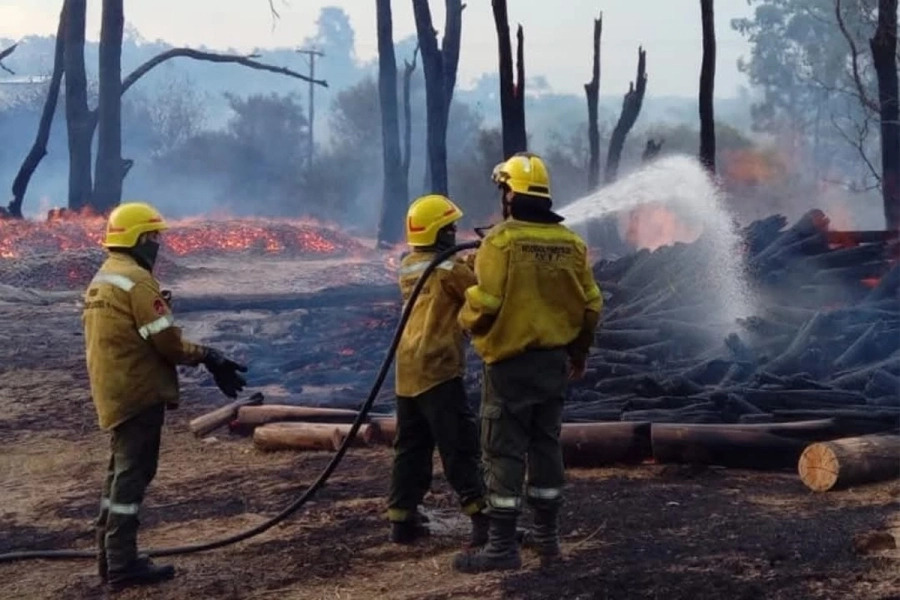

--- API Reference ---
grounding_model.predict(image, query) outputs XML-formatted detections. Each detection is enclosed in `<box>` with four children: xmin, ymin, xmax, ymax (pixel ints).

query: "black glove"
<box><xmin>161</xmin><ymin>289</ymin><xmax>173</xmax><ymax>309</ymax></box>
<box><xmin>202</xmin><ymin>347</ymin><xmax>248</xmax><ymax>398</ymax></box>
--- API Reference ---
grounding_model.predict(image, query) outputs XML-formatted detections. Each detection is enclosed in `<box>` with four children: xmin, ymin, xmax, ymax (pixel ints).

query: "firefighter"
<box><xmin>453</xmin><ymin>153</ymin><xmax>602</xmax><ymax>573</ymax></box>
<box><xmin>83</xmin><ymin>202</ymin><xmax>247</xmax><ymax>589</ymax></box>
<box><xmin>387</xmin><ymin>194</ymin><xmax>488</xmax><ymax>546</ymax></box>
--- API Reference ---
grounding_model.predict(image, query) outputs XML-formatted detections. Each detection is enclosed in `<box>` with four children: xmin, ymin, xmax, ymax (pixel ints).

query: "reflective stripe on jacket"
<box><xmin>82</xmin><ymin>252</ymin><xmax>206</xmax><ymax>429</ymax></box>
<box><xmin>395</xmin><ymin>251</ymin><xmax>476</xmax><ymax>397</ymax></box>
<box><xmin>458</xmin><ymin>219</ymin><xmax>602</xmax><ymax>364</ymax></box>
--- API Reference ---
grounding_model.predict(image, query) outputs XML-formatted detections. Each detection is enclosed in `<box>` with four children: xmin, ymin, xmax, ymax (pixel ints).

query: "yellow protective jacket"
<box><xmin>82</xmin><ymin>252</ymin><xmax>206</xmax><ymax>430</ymax></box>
<box><xmin>395</xmin><ymin>250</ymin><xmax>477</xmax><ymax>397</ymax></box>
<box><xmin>458</xmin><ymin>219</ymin><xmax>602</xmax><ymax>365</ymax></box>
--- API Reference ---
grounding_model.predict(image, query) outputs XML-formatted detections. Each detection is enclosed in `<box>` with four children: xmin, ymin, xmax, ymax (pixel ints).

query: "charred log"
<box><xmin>560</xmin><ymin>421</ymin><xmax>651</xmax><ymax>467</ymax></box>
<box><xmin>651</xmin><ymin>420</ymin><xmax>842</xmax><ymax>470</ymax></box>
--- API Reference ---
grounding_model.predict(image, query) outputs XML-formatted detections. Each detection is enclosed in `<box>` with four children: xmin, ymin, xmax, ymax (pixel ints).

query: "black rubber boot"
<box><xmin>107</xmin><ymin>556</ymin><xmax>175</xmax><ymax>590</ymax></box>
<box><xmin>95</xmin><ymin>507</ymin><xmax>109</xmax><ymax>582</ymax></box>
<box><xmin>468</xmin><ymin>511</ymin><xmax>489</xmax><ymax>547</ymax></box>
<box><xmin>94</xmin><ymin>526</ymin><xmax>108</xmax><ymax>581</ymax></box>
<box><xmin>390</xmin><ymin>519</ymin><xmax>430</xmax><ymax>544</ymax></box>
<box><xmin>453</xmin><ymin>515</ymin><xmax>522</xmax><ymax>573</ymax></box>
<box><xmin>530</xmin><ymin>505</ymin><xmax>561</xmax><ymax>566</ymax></box>
<box><xmin>96</xmin><ymin>532</ymin><xmax>107</xmax><ymax>582</ymax></box>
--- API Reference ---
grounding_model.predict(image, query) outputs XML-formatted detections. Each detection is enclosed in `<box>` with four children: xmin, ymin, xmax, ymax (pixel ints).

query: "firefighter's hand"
<box><xmin>568</xmin><ymin>356</ymin><xmax>586</xmax><ymax>381</ymax></box>
<box><xmin>202</xmin><ymin>347</ymin><xmax>248</xmax><ymax>398</ymax></box>
<box><xmin>463</xmin><ymin>253</ymin><xmax>476</xmax><ymax>269</ymax></box>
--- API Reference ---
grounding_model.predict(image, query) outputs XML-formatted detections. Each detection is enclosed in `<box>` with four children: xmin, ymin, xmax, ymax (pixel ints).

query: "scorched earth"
<box><xmin>0</xmin><ymin>216</ymin><xmax>897</xmax><ymax>600</ymax></box>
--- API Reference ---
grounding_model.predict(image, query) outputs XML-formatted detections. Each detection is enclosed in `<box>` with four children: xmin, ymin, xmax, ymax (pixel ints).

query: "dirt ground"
<box><xmin>1</xmin><ymin>286</ymin><xmax>898</xmax><ymax>600</ymax></box>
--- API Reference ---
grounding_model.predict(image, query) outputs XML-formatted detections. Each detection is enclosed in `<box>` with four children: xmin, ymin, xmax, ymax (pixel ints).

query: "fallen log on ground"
<box><xmin>651</xmin><ymin>419</ymin><xmax>843</xmax><ymax>470</ymax></box>
<box><xmin>798</xmin><ymin>433</ymin><xmax>900</xmax><ymax>492</ymax></box>
<box><xmin>233</xmin><ymin>404</ymin><xmax>362</xmax><ymax>430</ymax></box>
<box><xmin>189</xmin><ymin>392</ymin><xmax>264</xmax><ymax>437</ymax></box>
<box><xmin>560</xmin><ymin>422</ymin><xmax>652</xmax><ymax>467</ymax></box>
<box><xmin>368</xmin><ymin>416</ymin><xmax>397</xmax><ymax>445</ymax></box>
<box><xmin>253</xmin><ymin>422</ymin><xmax>373</xmax><ymax>452</ymax></box>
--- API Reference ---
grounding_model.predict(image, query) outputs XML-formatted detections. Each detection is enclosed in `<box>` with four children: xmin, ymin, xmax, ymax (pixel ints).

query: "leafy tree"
<box><xmin>732</xmin><ymin>0</ymin><xmax>880</xmax><ymax>189</ymax></box>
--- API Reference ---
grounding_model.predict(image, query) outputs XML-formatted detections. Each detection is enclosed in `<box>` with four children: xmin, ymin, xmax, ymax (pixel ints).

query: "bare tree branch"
<box><xmin>830</xmin><ymin>111</ymin><xmax>882</xmax><ymax>183</ymax></box>
<box><xmin>268</xmin><ymin>0</ymin><xmax>280</xmax><ymax>21</ymax></box>
<box><xmin>835</xmin><ymin>0</ymin><xmax>879</xmax><ymax>113</ymax></box>
<box><xmin>0</xmin><ymin>43</ymin><xmax>17</xmax><ymax>75</ymax></box>
<box><xmin>809</xmin><ymin>72</ymin><xmax>881</xmax><ymax>116</ymax></box>
<box><xmin>85</xmin><ymin>46</ymin><xmax>329</xmax><ymax>152</ymax></box>
<box><xmin>121</xmin><ymin>48</ymin><xmax>327</xmax><ymax>95</ymax></box>
<box><xmin>822</xmin><ymin>177</ymin><xmax>881</xmax><ymax>192</ymax></box>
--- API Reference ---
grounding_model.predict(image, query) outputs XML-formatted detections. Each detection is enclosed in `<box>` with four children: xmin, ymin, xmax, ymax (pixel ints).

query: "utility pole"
<box><xmin>296</xmin><ymin>47</ymin><xmax>324</xmax><ymax>170</ymax></box>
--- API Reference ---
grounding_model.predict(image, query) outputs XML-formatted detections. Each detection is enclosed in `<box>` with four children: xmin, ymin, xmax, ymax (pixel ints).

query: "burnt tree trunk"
<box><xmin>492</xmin><ymin>0</ymin><xmax>527</xmax><ymax>158</ymax></box>
<box><xmin>413</xmin><ymin>0</ymin><xmax>446</xmax><ymax>196</ymax></box>
<box><xmin>584</xmin><ymin>13</ymin><xmax>602</xmax><ymax>192</ymax></box>
<box><xmin>605</xmin><ymin>47</ymin><xmax>647</xmax><ymax>184</ymax></box>
<box><xmin>402</xmin><ymin>46</ymin><xmax>419</xmax><ymax>185</ymax></box>
<box><xmin>513</xmin><ymin>25</ymin><xmax>527</xmax><ymax>153</ymax></box>
<box><xmin>871</xmin><ymin>0</ymin><xmax>899</xmax><ymax>230</ymax></box>
<box><xmin>376</xmin><ymin>0</ymin><xmax>407</xmax><ymax>247</ymax></box>
<box><xmin>7</xmin><ymin>2</ymin><xmax>66</xmax><ymax>219</ymax></box>
<box><xmin>93</xmin><ymin>0</ymin><xmax>126</xmax><ymax>213</ymax></box>
<box><xmin>442</xmin><ymin>0</ymin><xmax>463</xmax><ymax>112</ymax></box>
<box><xmin>64</xmin><ymin>0</ymin><xmax>92</xmax><ymax>212</ymax></box>
<box><xmin>699</xmin><ymin>0</ymin><xmax>716</xmax><ymax>174</ymax></box>
<box><xmin>412</xmin><ymin>0</ymin><xmax>463</xmax><ymax>197</ymax></box>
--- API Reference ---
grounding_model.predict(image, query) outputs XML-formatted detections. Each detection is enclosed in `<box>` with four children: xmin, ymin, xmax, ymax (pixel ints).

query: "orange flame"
<box><xmin>721</xmin><ymin>149</ymin><xmax>787</xmax><ymax>187</ymax></box>
<box><xmin>621</xmin><ymin>204</ymin><xmax>702</xmax><ymax>251</ymax></box>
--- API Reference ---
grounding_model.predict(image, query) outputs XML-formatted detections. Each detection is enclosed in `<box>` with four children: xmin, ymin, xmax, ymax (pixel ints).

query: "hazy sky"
<box><xmin>1</xmin><ymin>1</ymin><xmax>755</xmax><ymax>98</ymax></box>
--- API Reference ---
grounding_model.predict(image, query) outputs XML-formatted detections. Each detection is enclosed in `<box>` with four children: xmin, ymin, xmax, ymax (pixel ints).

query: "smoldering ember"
<box><xmin>0</xmin><ymin>1</ymin><xmax>898</xmax><ymax>599</ymax></box>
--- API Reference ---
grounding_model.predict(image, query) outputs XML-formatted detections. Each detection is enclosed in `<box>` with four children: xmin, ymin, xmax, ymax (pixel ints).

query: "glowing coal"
<box><xmin>0</xmin><ymin>215</ymin><xmax>366</xmax><ymax>260</ymax></box>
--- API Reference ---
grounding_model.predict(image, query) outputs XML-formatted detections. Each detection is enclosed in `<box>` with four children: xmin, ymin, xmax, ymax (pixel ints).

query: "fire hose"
<box><xmin>0</xmin><ymin>240</ymin><xmax>481</xmax><ymax>564</ymax></box>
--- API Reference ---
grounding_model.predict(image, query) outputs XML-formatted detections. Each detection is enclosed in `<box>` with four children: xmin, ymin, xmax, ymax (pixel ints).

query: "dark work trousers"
<box><xmin>388</xmin><ymin>377</ymin><xmax>486</xmax><ymax>521</ymax></box>
<box><xmin>480</xmin><ymin>347</ymin><xmax>568</xmax><ymax>517</ymax></box>
<box><xmin>95</xmin><ymin>402</ymin><xmax>165</xmax><ymax>570</ymax></box>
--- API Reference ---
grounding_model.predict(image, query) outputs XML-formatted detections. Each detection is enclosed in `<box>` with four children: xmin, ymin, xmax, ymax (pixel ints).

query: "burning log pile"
<box><xmin>0</xmin><ymin>215</ymin><xmax>367</xmax><ymax>290</ymax></box>
<box><xmin>568</xmin><ymin>209</ymin><xmax>899</xmax><ymax>436</ymax></box>
<box><xmin>172</xmin><ymin>208</ymin><xmax>897</xmax><ymax>475</ymax></box>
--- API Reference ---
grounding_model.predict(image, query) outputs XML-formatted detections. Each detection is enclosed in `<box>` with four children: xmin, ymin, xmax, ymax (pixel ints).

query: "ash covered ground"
<box><xmin>0</xmin><ymin>217</ymin><xmax>898</xmax><ymax>599</ymax></box>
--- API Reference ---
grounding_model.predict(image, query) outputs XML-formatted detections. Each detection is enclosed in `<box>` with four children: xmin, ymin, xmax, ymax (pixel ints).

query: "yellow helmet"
<box><xmin>491</xmin><ymin>152</ymin><xmax>552</xmax><ymax>199</ymax></box>
<box><xmin>406</xmin><ymin>194</ymin><xmax>463</xmax><ymax>247</ymax></box>
<box><xmin>102</xmin><ymin>202</ymin><xmax>169</xmax><ymax>248</ymax></box>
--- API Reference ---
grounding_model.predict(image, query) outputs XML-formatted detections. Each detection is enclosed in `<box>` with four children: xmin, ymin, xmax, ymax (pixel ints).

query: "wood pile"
<box><xmin>182</xmin><ymin>209</ymin><xmax>898</xmax><ymax>476</ymax></box>
<box><xmin>567</xmin><ymin>209</ymin><xmax>900</xmax><ymax>439</ymax></box>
